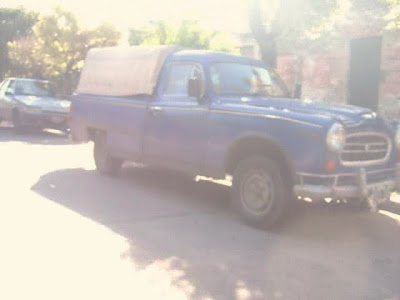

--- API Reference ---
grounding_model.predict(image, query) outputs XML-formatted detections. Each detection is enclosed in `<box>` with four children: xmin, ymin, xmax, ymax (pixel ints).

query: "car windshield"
<box><xmin>210</xmin><ymin>63</ymin><xmax>289</xmax><ymax>98</ymax></box>
<box><xmin>15</xmin><ymin>80</ymin><xmax>56</xmax><ymax>97</ymax></box>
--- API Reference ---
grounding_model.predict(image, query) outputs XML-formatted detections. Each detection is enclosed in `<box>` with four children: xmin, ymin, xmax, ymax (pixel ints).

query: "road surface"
<box><xmin>0</xmin><ymin>128</ymin><xmax>399</xmax><ymax>299</ymax></box>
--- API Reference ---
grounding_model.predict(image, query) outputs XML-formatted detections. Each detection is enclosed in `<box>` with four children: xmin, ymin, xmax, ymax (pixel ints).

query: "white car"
<box><xmin>0</xmin><ymin>78</ymin><xmax>70</xmax><ymax>132</ymax></box>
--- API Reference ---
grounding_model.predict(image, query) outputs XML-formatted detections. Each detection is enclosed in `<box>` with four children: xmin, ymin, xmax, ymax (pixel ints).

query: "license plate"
<box><xmin>50</xmin><ymin>116</ymin><xmax>64</xmax><ymax>123</ymax></box>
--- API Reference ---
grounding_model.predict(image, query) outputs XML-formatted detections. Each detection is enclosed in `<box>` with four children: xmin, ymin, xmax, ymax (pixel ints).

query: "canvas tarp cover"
<box><xmin>76</xmin><ymin>46</ymin><xmax>179</xmax><ymax>96</ymax></box>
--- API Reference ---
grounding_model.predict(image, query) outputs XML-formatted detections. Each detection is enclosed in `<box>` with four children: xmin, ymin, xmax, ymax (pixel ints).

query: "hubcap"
<box><xmin>240</xmin><ymin>169</ymin><xmax>274</xmax><ymax>216</ymax></box>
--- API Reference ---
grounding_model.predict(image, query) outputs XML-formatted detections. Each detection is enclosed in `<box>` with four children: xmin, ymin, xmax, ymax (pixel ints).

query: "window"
<box><xmin>210</xmin><ymin>63</ymin><xmax>289</xmax><ymax>98</ymax></box>
<box><xmin>0</xmin><ymin>80</ymin><xmax>10</xmax><ymax>98</ymax></box>
<box><xmin>164</xmin><ymin>64</ymin><xmax>203</xmax><ymax>97</ymax></box>
<box><xmin>15</xmin><ymin>80</ymin><xmax>56</xmax><ymax>97</ymax></box>
<box><xmin>8</xmin><ymin>80</ymin><xmax>16</xmax><ymax>93</ymax></box>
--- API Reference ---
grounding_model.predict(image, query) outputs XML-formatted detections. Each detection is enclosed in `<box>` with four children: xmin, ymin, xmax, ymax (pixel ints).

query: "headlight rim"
<box><xmin>326</xmin><ymin>122</ymin><xmax>346</xmax><ymax>153</ymax></box>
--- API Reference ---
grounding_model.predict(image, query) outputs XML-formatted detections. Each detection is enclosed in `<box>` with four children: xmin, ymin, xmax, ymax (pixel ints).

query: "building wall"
<box><xmin>240</xmin><ymin>32</ymin><xmax>400</xmax><ymax>120</ymax></box>
<box><xmin>277</xmin><ymin>51</ymin><xmax>348</xmax><ymax>105</ymax></box>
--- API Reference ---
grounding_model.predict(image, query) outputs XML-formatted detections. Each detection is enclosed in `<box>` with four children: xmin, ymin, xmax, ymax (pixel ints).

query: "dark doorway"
<box><xmin>348</xmin><ymin>36</ymin><xmax>382</xmax><ymax>111</ymax></box>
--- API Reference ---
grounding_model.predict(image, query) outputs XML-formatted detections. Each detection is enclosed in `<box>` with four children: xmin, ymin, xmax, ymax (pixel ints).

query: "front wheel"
<box><xmin>346</xmin><ymin>197</ymin><xmax>372</xmax><ymax>211</ymax></box>
<box><xmin>12</xmin><ymin>110</ymin><xmax>25</xmax><ymax>133</ymax></box>
<box><xmin>232</xmin><ymin>156</ymin><xmax>288</xmax><ymax>228</ymax></box>
<box><xmin>93</xmin><ymin>133</ymin><xmax>122</xmax><ymax>175</ymax></box>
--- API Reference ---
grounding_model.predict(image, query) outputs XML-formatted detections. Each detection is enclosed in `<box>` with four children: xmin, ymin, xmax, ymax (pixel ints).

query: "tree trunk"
<box><xmin>248</xmin><ymin>0</ymin><xmax>277</xmax><ymax>68</ymax></box>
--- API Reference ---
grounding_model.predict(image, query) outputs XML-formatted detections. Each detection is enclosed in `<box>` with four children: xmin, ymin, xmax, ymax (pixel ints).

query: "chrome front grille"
<box><xmin>340</xmin><ymin>133</ymin><xmax>391</xmax><ymax>166</ymax></box>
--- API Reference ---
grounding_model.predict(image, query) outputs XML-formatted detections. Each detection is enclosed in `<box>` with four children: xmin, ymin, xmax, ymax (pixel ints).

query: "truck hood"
<box><xmin>239</xmin><ymin>97</ymin><xmax>376</xmax><ymax>125</ymax></box>
<box><xmin>14</xmin><ymin>95</ymin><xmax>71</xmax><ymax>113</ymax></box>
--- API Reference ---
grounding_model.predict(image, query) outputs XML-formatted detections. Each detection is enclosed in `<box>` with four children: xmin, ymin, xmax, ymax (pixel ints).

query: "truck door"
<box><xmin>143</xmin><ymin>62</ymin><xmax>209</xmax><ymax>174</ymax></box>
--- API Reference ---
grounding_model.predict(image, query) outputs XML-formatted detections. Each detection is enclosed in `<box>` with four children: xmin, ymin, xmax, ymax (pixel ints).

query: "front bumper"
<box><xmin>20</xmin><ymin>111</ymin><xmax>69</xmax><ymax>130</ymax></box>
<box><xmin>294</xmin><ymin>165</ymin><xmax>400</xmax><ymax>203</ymax></box>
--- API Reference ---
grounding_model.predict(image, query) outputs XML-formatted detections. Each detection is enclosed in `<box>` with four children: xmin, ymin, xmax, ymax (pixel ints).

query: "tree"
<box><xmin>128</xmin><ymin>28</ymin><xmax>149</xmax><ymax>46</ymax></box>
<box><xmin>7</xmin><ymin>36</ymin><xmax>42</xmax><ymax>78</ymax></box>
<box><xmin>0</xmin><ymin>8</ymin><xmax>37</xmax><ymax>80</ymax></box>
<box><xmin>8</xmin><ymin>8</ymin><xmax>121</xmax><ymax>95</ymax></box>
<box><xmin>386</xmin><ymin>0</ymin><xmax>400</xmax><ymax>28</ymax></box>
<box><xmin>140</xmin><ymin>21</ymin><xmax>174</xmax><ymax>45</ymax></box>
<box><xmin>248</xmin><ymin>0</ymin><xmax>342</xmax><ymax>68</ymax></box>
<box><xmin>248</xmin><ymin>0</ymin><xmax>395</xmax><ymax>68</ymax></box>
<box><xmin>128</xmin><ymin>20</ymin><xmax>238</xmax><ymax>52</ymax></box>
<box><xmin>248</xmin><ymin>0</ymin><xmax>277</xmax><ymax>67</ymax></box>
<box><xmin>174</xmin><ymin>20</ymin><xmax>211</xmax><ymax>48</ymax></box>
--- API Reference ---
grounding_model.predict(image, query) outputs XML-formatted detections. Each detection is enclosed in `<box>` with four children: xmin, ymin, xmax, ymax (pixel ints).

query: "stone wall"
<box><xmin>277</xmin><ymin>50</ymin><xmax>348</xmax><ymax>104</ymax></box>
<box><xmin>240</xmin><ymin>32</ymin><xmax>400</xmax><ymax>120</ymax></box>
<box><xmin>275</xmin><ymin>36</ymin><xmax>400</xmax><ymax>120</ymax></box>
<box><xmin>380</xmin><ymin>43</ymin><xmax>400</xmax><ymax>120</ymax></box>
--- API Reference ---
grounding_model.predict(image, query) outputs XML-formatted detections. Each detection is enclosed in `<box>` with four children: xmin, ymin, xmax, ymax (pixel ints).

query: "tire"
<box><xmin>12</xmin><ymin>110</ymin><xmax>25</xmax><ymax>134</ymax></box>
<box><xmin>346</xmin><ymin>197</ymin><xmax>371</xmax><ymax>211</ymax></box>
<box><xmin>232</xmin><ymin>156</ymin><xmax>289</xmax><ymax>228</ymax></box>
<box><xmin>93</xmin><ymin>133</ymin><xmax>122</xmax><ymax>175</ymax></box>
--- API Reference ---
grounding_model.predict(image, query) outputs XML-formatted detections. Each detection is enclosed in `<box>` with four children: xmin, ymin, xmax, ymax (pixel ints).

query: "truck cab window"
<box><xmin>210</xmin><ymin>63</ymin><xmax>289</xmax><ymax>98</ymax></box>
<box><xmin>164</xmin><ymin>64</ymin><xmax>204</xmax><ymax>97</ymax></box>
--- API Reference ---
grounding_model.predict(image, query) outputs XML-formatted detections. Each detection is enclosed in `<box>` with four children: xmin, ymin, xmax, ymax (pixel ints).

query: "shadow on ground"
<box><xmin>0</xmin><ymin>126</ymin><xmax>71</xmax><ymax>145</ymax></box>
<box><xmin>31</xmin><ymin>166</ymin><xmax>400</xmax><ymax>299</ymax></box>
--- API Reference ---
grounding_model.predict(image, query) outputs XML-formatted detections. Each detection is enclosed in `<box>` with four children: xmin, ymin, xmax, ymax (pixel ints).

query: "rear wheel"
<box><xmin>93</xmin><ymin>132</ymin><xmax>122</xmax><ymax>175</ymax></box>
<box><xmin>232</xmin><ymin>156</ymin><xmax>288</xmax><ymax>228</ymax></box>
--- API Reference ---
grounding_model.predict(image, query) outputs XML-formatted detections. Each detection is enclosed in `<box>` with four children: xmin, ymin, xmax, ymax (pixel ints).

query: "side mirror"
<box><xmin>188</xmin><ymin>78</ymin><xmax>203</xmax><ymax>100</ymax></box>
<box><xmin>293</xmin><ymin>83</ymin><xmax>302</xmax><ymax>99</ymax></box>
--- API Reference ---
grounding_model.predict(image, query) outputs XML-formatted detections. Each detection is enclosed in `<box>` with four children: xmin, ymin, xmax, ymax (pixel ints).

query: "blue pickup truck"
<box><xmin>70</xmin><ymin>46</ymin><xmax>400</xmax><ymax>228</ymax></box>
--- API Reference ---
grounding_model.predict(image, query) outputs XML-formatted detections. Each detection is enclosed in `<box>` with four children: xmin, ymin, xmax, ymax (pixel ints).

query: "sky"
<box><xmin>1</xmin><ymin>0</ymin><xmax>250</xmax><ymax>33</ymax></box>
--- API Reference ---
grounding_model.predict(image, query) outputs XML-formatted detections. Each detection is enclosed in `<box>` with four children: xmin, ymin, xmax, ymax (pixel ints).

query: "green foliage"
<box><xmin>7</xmin><ymin>37</ymin><xmax>41</xmax><ymax>78</ymax></box>
<box><xmin>128</xmin><ymin>28</ymin><xmax>149</xmax><ymax>45</ymax></box>
<box><xmin>0</xmin><ymin>8</ymin><xmax>37</xmax><ymax>80</ymax></box>
<box><xmin>386</xmin><ymin>0</ymin><xmax>400</xmax><ymax>28</ymax></box>
<box><xmin>0</xmin><ymin>8</ymin><xmax>37</xmax><ymax>40</ymax></box>
<box><xmin>128</xmin><ymin>20</ymin><xmax>238</xmax><ymax>52</ymax></box>
<box><xmin>174</xmin><ymin>20</ymin><xmax>211</xmax><ymax>48</ymax></box>
<box><xmin>251</xmin><ymin>0</ymin><xmax>341</xmax><ymax>58</ymax></box>
<box><xmin>249</xmin><ymin>0</ymin><xmax>394</xmax><ymax>66</ymax></box>
<box><xmin>8</xmin><ymin>8</ymin><xmax>121</xmax><ymax>95</ymax></box>
<box><xmin>140</xmin><ymin>21</ymin><xmax>175</xmax><ymax>45</ymax></box>
<box><xmin>209</xmin><ymin>32</ymin><xmax>239</xmax><ymax>53</ymax></box>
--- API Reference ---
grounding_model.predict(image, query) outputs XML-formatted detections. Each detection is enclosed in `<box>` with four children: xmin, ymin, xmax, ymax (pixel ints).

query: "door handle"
<box><xmin>148</xmin><ymin>106</ymin><xmax>163</xmax><ymax>116</ymax></box>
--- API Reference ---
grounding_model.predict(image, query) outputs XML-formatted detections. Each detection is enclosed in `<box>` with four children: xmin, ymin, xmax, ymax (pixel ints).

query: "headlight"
<box><xmin>326</xmin><ymin>123</ymin><xmax>346</xmax><ymax>152</ymax></box>
<box><xmin>395</xmin><ymin>125</ymin><xmax>400</xmax><ymax>149</ymax></box>
<box><xmin>60</xmin><ymin>101</ymin><xmax>70</xmax><ymax>108</ymax></box>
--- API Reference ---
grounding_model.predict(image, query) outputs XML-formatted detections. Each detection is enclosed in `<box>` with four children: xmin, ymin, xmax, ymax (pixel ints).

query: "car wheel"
<box><xmin>232</xmin><ymin>156</ymin><xmax>288</xmax><ymax>228</ymax></box>
<box><xmin>12</xmin><ymin>110</ymin><xmax>25</xmax><ymax>133</ymax></box>
<box><xmin>93</xmin><ymin>133</ymin><xmax>122</xmax><ymax>175</ymax></box>
<box><xmin>346</xmin><ymin>197</ymin><xmax>371</xmax><ymax>211</ymax></box>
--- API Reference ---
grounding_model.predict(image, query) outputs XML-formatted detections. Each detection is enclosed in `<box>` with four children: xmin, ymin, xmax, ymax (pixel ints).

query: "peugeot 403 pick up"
<box><xmin>70</xmin><ymin>46</ymin><xmax>400</xmax><ymax>228</ymax></box>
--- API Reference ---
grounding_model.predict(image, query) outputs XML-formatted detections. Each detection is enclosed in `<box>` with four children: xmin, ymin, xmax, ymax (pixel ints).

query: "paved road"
<box><xmin>0</xmin><ymin>127</ymin><xmax>399</xmax><ymax>300</ymax></box>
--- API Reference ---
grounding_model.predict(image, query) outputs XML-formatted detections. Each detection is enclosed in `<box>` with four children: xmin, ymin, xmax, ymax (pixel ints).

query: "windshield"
<box><xmin>210</xmin><ymin>63</ymin><xmax>289</xmax><ymax>98</ymax></box>
<box><xmin>15</xmin><ymin>80</ymin><xmax>56</xmax><ymax>97</ymax></box>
